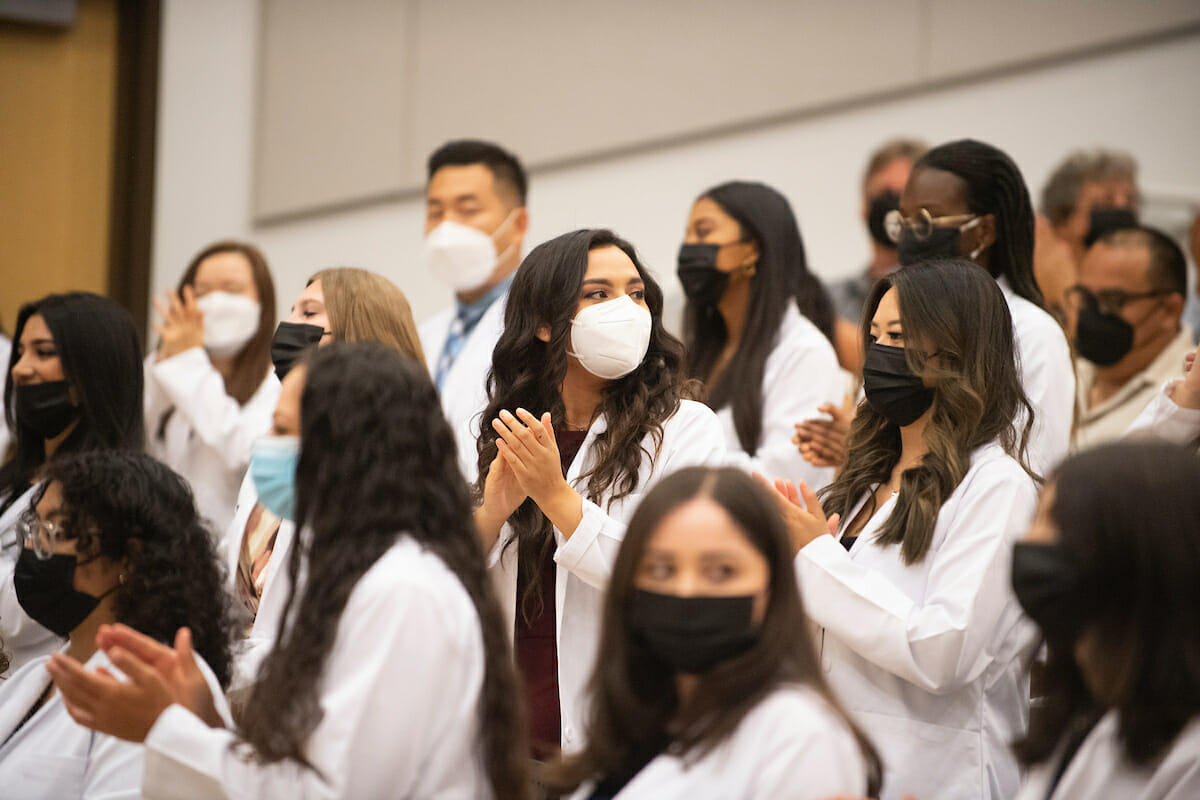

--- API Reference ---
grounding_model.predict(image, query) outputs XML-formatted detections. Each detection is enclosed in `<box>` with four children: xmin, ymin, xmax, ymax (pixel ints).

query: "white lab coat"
<box><xmin>218</xmin><ymin>471</ymin><xmax>298</xmax><ymax>693</ymax></box>
<box><xmin>0</xmin><ymin>647</ymin><xmax>230</xmax><ymax>800</ymax></box>
<box><xmin>719</xmin><ymin>304</ymin><xmax>843</xmax><ymax>491</ymax></box>
<box><xmin>1016</xmin><ymin>711</ymin><xmax>1200</xmax><ymax>800</ymax></box>
<box><xmin>142</xmin><ymin>537</ymin><xmax>491</xmax><ymax>800</ymax></box>
<box><xmin>1000</xmin><ymin>280</ymin><xmax>1074</xmax><ymax>477</ymax></box>
<box><xmin>797</xmin><ymin>442</ymin><xmax>1039</xmax><ymax>800</ymax></box>
<box><xmin>489</xmin><ymin>400</ymin><xmax>726</xmax><ymax>752</ymax></box>
<box><xmin>144</xmin><ymin>348</ymin><xmax>279</xmax><ymax>536</ymax></box>
<box><xmin>419</xmin><ymin>295</ymin><xmax>507</xmax><ymax>481</ymax></box>
<box><xmin>0</xmin><ymin>484</ymin><xmax>63</xmax><ymax>677</ymax></box>
<box><xmin>568</xmin><ymin>684</ymin><xmax>869</xmax><ymax>799</ymax></box>
<box><xmin>1125</xmin><ymin>379</ymin><xmax>1200</xmax><ymax>447</ymax></box>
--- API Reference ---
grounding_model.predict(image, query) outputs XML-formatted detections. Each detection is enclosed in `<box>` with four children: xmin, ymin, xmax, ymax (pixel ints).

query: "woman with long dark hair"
<box><xmin>543</xmin><ymin>466</ymin><xmax>880</xmax><ymax>799</ymax></box>
<box><xmin>223</xmin><ymin>266</ymin><xmax>425</xmax><ymax>692</ymax></box>
<box><xmin>50</xmin><ymin>343</ymin><xmax>529</xmax><ymax>799</ymax></box>
<box><xmin>768</xmin><ymin>260</ymin><xmax>1040</xmax><ymax>799</ymax></box>
<box><xmin>890</xmin><ymin>138</ymin><xmax>1073</xmax><ymax>476</ymax></box>
<box><xmin>0</xmin><ymin>292</ymin><xmax>143</xmax><ymax>675</ymax></box>
<box><xmin>1012</xmin><ymin>442</ymin><xmax>1200</xmax><ymax>798</ymax></box>
<box><xmin>474</xmin><ymin>228</ymin><xmax>725</xmax><ymax>757</ymax></box>
<box><xmin>677</xmin><ymin>181</ymin><xmax>843</xmax><ymax>489</ymax></box>
<box><xmin>0</xmin><ymin>450</ymin><xmax>234</xmax><ymax>797</ymax></box>
<box><xmin>145</xmin><ymin>240</ymin><xmax>279</xmax><ymax>533</ymax></box>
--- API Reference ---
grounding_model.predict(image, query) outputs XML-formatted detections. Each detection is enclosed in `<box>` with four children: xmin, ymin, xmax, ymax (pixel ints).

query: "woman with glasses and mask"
<box><xmin>1012</xmin><ymin>441</ymin><xmax>1200</xmax><ymax>799</ymax></box>
<box><xmin>474</xmin><ymin>228</ymin><xmax>725</xmax><ymax>759</ymax></box>
<box><xmin>224</xmin><ymin>267</ymin><xmax>425</xmax><ymax>693</ymax></box>
<box><xmin>766</xmin><ymin>260</ymin><xmax>1041</xmax><ymax>799</ymax></box>
<box><xmin>676</xmin><ymin>181</ymin><xmax>843</xmax><ymax>490</ymax></box>
<box><xmin>145</xmin><ymin>241</ymin><xmax>279</xmax><ymax>535</ymax></box>
<box><xmin>0</xmin><ymin>450</ymin><xmax>234</xmax><ymax>799</ymax></box>
<box><xmin>0</xmin><ymin>293</ymin><xmax>143</xmax><ymax>677</ymax></box>
<box><xmin>49</xmin><ymin>343</ymin><xmax>530</xmax><ymax>799</ymax></box>
<box><xmin>887</xmin><ymin>138</ymin><xmax>1073</xmax><ymax>477</ymax></box>
<box><xmin>542</xmin><ymin>466</ymin><xmax>881</xmax><ymax>799</ymax></box>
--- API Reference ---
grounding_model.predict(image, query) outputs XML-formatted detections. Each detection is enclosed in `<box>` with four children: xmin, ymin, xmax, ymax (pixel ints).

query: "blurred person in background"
<box><xmin>421</xmin><ymin>139</ymin><xmax>530</xmax><ymax>478</ymax></box>
<box><xmin>677</xmin><ymin>181</ymin><xmax>842</xmax><ymax>490</ymax></box>
<box><xmin>145</xmin><ymin>240</ymin><xmax>279</xmax><ymax>535</ymax></box>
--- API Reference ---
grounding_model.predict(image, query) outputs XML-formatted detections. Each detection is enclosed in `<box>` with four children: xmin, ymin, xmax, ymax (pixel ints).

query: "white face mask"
<box><xmin>423</xmin><ymin>211</ymin><xmax>518</xmax><ymax>293</ymax></box>
<box><xmin>196</xmin><ymin>291</ymin><xmax>262</xmax><ymax>358</ymax></box>
<box><xmin>568</xmin><ymin>294</ymin><xmax>652</xmax><ymax>380</ymax></box>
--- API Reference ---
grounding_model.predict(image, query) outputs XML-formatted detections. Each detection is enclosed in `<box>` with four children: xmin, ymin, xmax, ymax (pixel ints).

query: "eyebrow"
<box><xmin>581</xmin><ymin>277</ymin><xmax>644</xmax><ymax>287</ymax></box>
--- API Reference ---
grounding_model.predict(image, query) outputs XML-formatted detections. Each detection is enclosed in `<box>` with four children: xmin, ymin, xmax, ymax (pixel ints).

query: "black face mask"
<box><xmin>14</xmin><ymin>548</ymin><xmax>102</xmax><ymax>638</ymax></box>
<box><xmin>867</xmin><ymin>190</ymin><xmax>901</xmax><ymax>248</ymax></box>
<box><xmin>896</xmin><ymin>225</ymin><xmax>963</xmax><ymax>267</ymax></box>
<box><xmin>15</xmin><ymin>381</ymin><xmax>78</xmax><ymax>440</ymax></box>
<box><xmin>271</xmin><ymin>322</ymin><xmax>327</xmax><ymax>380</ymax></box>
<box><xmin>677</xmin><ymin>244</ymin><xmax>730</xmax><ymax>309</ymax></box>
<box><xmin>862</xmin><ymin>342</ymin><xmax>934</xmax><ymax>426</ymax></box>
<box><xmin>1011</xmin><ymin>541</ymin><xmax>1089</xmax><ymax>645</ymax></box>
<box><xmin>1074</xmin><ymin>306</ymin><xmax>1134</xmax><ymax>367</ymax></box>
<box><xmin>631</xmin><ymin>589</ymin><xmax>759</xmax><ymax>675</ymax></box>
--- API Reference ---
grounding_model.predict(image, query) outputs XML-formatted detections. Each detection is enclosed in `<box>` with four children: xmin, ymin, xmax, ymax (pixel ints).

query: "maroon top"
<box><xmin>515</xmin><ymin>428</ymin><xmax>589</xmax><ymax>760</ymax></box>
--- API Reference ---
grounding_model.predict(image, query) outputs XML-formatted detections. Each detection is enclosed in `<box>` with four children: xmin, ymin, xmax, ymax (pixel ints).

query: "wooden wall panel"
<box><xmin>0</xmin><ymin>0</ymin><xmax>117</xmax><ymax>331</ymax></box>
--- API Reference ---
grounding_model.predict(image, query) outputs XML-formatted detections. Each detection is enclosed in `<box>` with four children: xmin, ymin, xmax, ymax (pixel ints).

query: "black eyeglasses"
<box><xmin>1064</xmin><ymin>284</ymin><xmax>1172</xmax><ymax>316</ymax></box>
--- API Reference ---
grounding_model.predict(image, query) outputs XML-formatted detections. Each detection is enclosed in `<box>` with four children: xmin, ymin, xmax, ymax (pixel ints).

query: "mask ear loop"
<box><xmin>953</xmin><ymin>216</ymin><xmax>987</xmax><ymax>261</ymax></box>
<box><xmin>490</xmin><ymin>207</ymin><xmax>523</xmax><ymax>265</ymax></box>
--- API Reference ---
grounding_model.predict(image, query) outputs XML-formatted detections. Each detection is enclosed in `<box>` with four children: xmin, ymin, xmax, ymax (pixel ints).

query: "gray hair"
<box><xmin>1040</xmin><ymin>148</ymin><xmax>1138</xmax><ymax>225</ymax></box>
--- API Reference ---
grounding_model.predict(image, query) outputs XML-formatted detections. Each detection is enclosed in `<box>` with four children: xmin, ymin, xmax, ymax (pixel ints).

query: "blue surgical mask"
<box><xmin>250</xmin><ymin>436</ymin><xmax>300</xmax><ymax>521</ymax></box>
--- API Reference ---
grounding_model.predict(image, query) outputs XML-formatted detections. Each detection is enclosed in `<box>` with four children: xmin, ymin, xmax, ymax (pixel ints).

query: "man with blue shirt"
<box><xmin>419</xmin><ymin>140</ymin><xmax>529</xmax><ymax>480</ymax></box>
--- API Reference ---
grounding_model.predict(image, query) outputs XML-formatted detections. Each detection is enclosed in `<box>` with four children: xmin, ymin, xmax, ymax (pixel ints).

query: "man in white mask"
<box><xmin>420</xmin><ymin>140</ymin><xmax>530</xmax><ymax>480</ymax></box>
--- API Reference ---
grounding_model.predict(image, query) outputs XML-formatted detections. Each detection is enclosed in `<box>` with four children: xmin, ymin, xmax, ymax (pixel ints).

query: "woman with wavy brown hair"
<box><xmin>766</xmin><ymin>258</ymin><xmax>1040</xmax><ymax>800</ymax></box>
<box><xmin>473</xmin><ymin>228</ymin><xmax>726</xmax><ymax>759</ymax></box>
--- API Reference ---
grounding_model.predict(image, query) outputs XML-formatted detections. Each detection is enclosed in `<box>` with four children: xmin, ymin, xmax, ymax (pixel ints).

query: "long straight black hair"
<box><xmin>238</xmin><ymin>343</ymin><xmax>529</xmax><ymax>798</ymax></box>
<box><xmin>683</xmin><ymin>181</ymin><xmax>835</xmax><ymax>456</ymax></box>
<box><xmin>915</xmin><ymin>139</ymin><xmax>1043</xmax><ymax>307</ymax></box>
<box><xmin>1</xmin><ymin>292</ymin><xmax>144</xmax><ymax>514</ymax></box>
<box><xmin>542</xmin><ymin>466</ymin><xmax>880</xmax><ymax>795</ymax></box>
<box><xmin>1016</xmin><ymin>442</ymin><xmax>1200</xmax><ymax>768</ymax></box>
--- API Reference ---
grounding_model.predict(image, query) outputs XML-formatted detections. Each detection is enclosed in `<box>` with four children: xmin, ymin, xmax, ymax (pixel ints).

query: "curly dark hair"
<box><xmin>38</xmin><ymin>450</ymin><xmax>234</xmax><ymax>687</ymax></box>
<box><xmin>474</xmin><ymin>228</ymin><xmax>688</xmax><ymax>621</ymax></box>
<box><xmin>542</xmin><ymin>467</ymin><xmax>881</xmax><ymax>796</ymax></box>
<box><xmin>1</xmin><ymin>292</ymin><xmax>144</xmax><ymax>515</ymax></box>
<box><xmin>238</xmin><ymin>343</ymin><xmax>529</xmax><ymax>798</ymax></box>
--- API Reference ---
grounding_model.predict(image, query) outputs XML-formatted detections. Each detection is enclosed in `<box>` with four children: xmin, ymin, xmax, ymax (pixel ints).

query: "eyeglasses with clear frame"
<box><xmin>884</xmin><ymin>208</ymin><xmax>979</xmax><ymax>243</ymax></box>
<box><xmin>17</xmin><ymin>509</ymin><xmax>67</xmax><ymax>560</ymax></box>
<box><xmin>1064</xmin><ymin>284</ymin><xmax>1172</xmax><ymax>317</ymax></box>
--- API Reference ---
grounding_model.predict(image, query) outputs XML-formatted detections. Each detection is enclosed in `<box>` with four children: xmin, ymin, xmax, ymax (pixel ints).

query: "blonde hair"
<box><xmin>306</xmin><ymin>268</ymin><xmax>427</xmax><ymax>370</ymax></box>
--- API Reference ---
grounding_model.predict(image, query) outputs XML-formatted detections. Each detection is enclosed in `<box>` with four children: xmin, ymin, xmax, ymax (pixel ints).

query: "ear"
<box><xmin>536</xmin><ymin>323</ymin><xmax>551</xmax><ymax>343</ymax></box>
<box><xmin>743</xmin><ymin>239</ymin><xmax>761</xmax><ymax>268</ymax></box>
<box><xmin>512</xmin><ymin>207</ymin><xmax>530</xmax><ymax>240</ymax></box>
<box><xmin>975</xmin><ymin>213</ymin><xmax>998</xmax><ymax>252</ymax></box>
<box><xmin>1162</xmin><ymin>292</ymin><xmax>1186</xmax><ymax>325</ymax></box>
